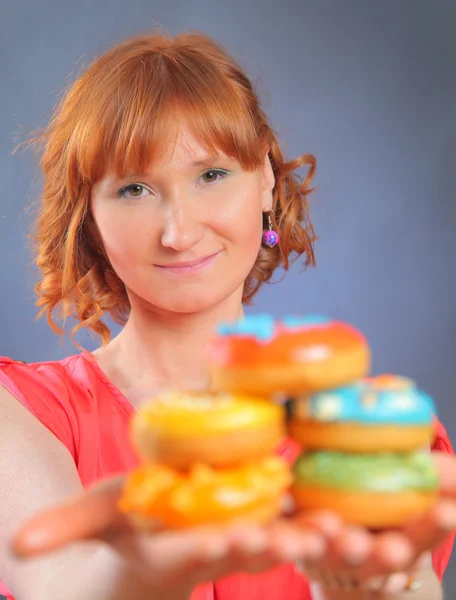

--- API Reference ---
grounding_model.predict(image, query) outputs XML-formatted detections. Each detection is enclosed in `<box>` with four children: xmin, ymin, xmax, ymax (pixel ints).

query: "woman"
<box><xmin>0</xmin><ymin>31</ymin><xmax>454</xmax><ymax>600</ymax></box>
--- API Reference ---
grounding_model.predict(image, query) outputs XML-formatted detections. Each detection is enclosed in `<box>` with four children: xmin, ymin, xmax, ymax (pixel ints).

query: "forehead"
<box><xmin>161</xmin><ymin>124</ymin><xmax>229</xmax><ymax>166</ymax></box>
<box><xmin>97</xmin><ymin>123</ymin><xmax>236</xmax><ymax>186</ymax></box>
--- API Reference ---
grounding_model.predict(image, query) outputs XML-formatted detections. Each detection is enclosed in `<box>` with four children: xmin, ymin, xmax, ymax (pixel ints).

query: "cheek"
<box><xmin>92</xmin><ymin>206</ymin><xmax>152</xmax><ymax>269</ymax></box>
<box><xmin>220</xmin><ymin>186</ymin><xmax>264</xmax><ymax>250</ymax></box>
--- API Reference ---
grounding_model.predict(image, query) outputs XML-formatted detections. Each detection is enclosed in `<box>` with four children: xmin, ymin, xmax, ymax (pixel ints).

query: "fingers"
<box><xmin>11</xmin><ymin>476</ymin><xmax>128</xmax><ymax>558</ymax></box>
<box><xmin>328</xmin><ymin>526</ymin><xmax>374</xmax><ymax>569</ymax></box>
<box><xmin>214</xmin><ymin>521</ymin><xmax>326</xmax><ymax>576</ymax></box>
<box><xmin>293</xmin><ymin>514</ymin><xmax>374</xmax><ymax>573</ymax></box>
<box><xmin>294</xmin><ymin>517</ymin><xmax>415</xmax><ymax>581</ymax></box>
<box><xmin>112</xmin><ymin>523</ymin><xmax>281</xmax><ymax>585</ymax></box>
<box><xmin>366</xmin><ymin>531</ymin><xmax>415</xmax><ymax>575</ymax></box>
<box><xmin>401</xmin><ymin>497</ymin><xmax>456</xmax><ymax>559</ymax></box>
<box><xmin>226</xmin><ymin>525</ymin><xmax>269</xmax><ymax>558</ymax></box>
<box><xmin>295</xmin><ymin>524</ymin><xmax>427</xmax><ymax>598</ymax></box>
<box><xmin>195</xmin><ymin>520</ymin><xmax>327</xmax><ymax>581</ymax></box>
<box><xmin>113</xmin><ymin>527</ymin><xmax>224</xmax><ymax>585</ymax></box>
<box><xmin>293</xmin><ymin>510</ymin><xmax>344</xmax><ymax>539</ymax></box>
<box><xmin>222</xmin><ymin>525</ymin><xmax>278</xmax><ymax>575</ymax></box>
<box><xmin>328</xmin><ymin>529</ymin><xmax>414</xmax><ymax>579</ymax></box>
<box><xmin>267</xmin><ymin>521</ymin><xmax>327</xmax><ymax>564</ymax></box>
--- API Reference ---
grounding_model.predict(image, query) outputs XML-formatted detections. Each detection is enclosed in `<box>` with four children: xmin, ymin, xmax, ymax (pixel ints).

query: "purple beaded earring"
<box><xmin>262</xmin><ymin>211</ymin><xmax>279</xmax><ymax>248</ymax></box>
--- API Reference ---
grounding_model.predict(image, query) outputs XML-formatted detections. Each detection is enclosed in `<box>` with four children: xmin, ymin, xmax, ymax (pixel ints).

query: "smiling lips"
<box><xmin>154</xmin><ymin>251</ymin><xmax>221</xmax><ymax>275</ymax></box>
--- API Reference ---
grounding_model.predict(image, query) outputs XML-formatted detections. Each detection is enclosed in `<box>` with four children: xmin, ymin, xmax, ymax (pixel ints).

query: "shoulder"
<box><xmin>0</xmin><ymin>354</ymin><xmax>88</xmax><ymax>407</ymax></box>
<box><xmin>0</xmin><ymin>352</ymin><xmax>86</xmax><ymax>371</ymax></box>
<box><xmin>0</xmin><ymin>354</ymin><xmax>90</xmax><ymax>462</ymax></box>
<box><xmin>0</xmin><ymin>352</ymin><xmax>89</xmax><ymax>392</ymax></box>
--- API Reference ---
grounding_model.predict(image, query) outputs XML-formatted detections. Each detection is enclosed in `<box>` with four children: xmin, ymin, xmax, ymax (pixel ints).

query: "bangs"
<box><xmin>70</xmin><ymin>51</ymin><xmax>267</xmax><ymax>184</ymax></box>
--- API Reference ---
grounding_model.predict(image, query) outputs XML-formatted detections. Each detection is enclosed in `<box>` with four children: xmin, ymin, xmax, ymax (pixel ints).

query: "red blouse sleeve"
<box><xmin>431</xmin><ymin>417</ymin><xmax>454</xmax><ymax>580</ymax></box>
<box><xmin>0</xmin><ymin>357</ymin><xmax>78</xmax><ymax>462</ymax></box>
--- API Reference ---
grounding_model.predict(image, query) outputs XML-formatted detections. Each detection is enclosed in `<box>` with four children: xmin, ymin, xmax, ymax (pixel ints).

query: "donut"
<box><xmin>118</xmin><ymin>457</ymin><xmax>291</xmax><ymax>530</ymax></box>
<box><xmin>208</xmin><ymin>314</ymin><xmax>370</xmax><ymax>396</ymax></box>
<box><xmin>291</xmin><ymin>450</ymin><xmax>438</xmax><ymax>527</ymax></box>
<box><xmin>288</xmin><ymin>375</ymin><xmax>436</xmax><ymax>452</ymax></box>
<box><xmin>130</xmin><ymin>390</ymin><xmax>285</xmax><ymax>469</ymax></box>
<box><xmin>118</xmin><ymin>389</ymin><xmax>291</xmax><ymax>530</ymax></box>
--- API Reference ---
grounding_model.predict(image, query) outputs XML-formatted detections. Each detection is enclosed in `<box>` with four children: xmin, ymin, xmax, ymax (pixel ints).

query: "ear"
<box><xmin>261</xmin><ymin>150</ymin><xmax>275</xmax><ymax>213</ymax></box>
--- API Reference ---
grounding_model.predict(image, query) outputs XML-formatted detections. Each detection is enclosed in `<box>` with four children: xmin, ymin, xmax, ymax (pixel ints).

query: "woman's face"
<box><xmin>90</xmin><ymin>126</ymin><xmax>275</xmax><ymax>315</ymax></box>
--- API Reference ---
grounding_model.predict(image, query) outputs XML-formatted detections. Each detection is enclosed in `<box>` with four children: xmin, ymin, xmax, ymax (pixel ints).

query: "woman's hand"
<box><xmin>290</xmin><ymin>451</ymin><xmax>456</xmax><ymax>595</ymax></box>
<box><xmin>10</xmin><ymin>474</ymin><xmax>327</xmax><ymax>595</ymax></box>
<box><xmin>10</xmin><ymin>452</ymin><xmax>456</xmax><ymax>596</ymax></box>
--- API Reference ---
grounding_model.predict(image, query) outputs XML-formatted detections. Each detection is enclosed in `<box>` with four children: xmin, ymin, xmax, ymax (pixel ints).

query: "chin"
<box><xmin>131</xmin><ymin>287</ymin><xmax>222</xmax><ymax>315</ymax></box>
<box><xmin>151</xmin><ymin>282</ymin><xmax>243</xmax><ymax>316</ymax></box>
<box><xmin>161</xmin><ymin>295</ymin><xmax>218</xmax><ymax>314</ymax></box>
<box><xmin>128</xmin><ymin>270</ymin><xmax>249</xmax><ymax>316</ymax></box>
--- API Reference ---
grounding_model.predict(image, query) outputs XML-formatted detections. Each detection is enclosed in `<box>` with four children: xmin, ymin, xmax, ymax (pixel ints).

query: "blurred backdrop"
<box><xmin>1</xmin><ymin>0</ymin><xmax>455</xmax><ymax>595</ymax></box>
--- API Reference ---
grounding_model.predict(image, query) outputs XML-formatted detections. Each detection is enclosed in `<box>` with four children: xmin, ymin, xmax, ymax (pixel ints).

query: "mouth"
<box><xmin>154</xmin><ymin>251</ymin><xmax>222</xmax><ymax>275</ymax></box>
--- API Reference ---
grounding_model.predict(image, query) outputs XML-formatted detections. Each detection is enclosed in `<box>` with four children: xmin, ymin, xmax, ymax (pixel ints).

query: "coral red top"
<box><xmin>0</xmin><ymin>352</ymin><xmax>453</xmax><ymax>600</ymax></box>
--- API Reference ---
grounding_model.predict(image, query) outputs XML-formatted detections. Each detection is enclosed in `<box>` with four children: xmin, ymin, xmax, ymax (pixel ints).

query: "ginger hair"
<box><xmin>24</xmin><ymin>31</ymin><xmax>317</xmax><ymax>345</ymax></box>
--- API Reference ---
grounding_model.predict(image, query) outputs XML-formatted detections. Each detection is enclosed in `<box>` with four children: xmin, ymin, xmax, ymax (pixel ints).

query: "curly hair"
<box><xmin>24</xmin><ymin>31</ymin><xmax>317</xmax><ymax>345</ymax></box>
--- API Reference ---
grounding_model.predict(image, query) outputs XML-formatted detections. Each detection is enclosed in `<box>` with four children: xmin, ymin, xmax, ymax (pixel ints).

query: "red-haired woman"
<box><xmin>0</xmin><ymin>32</ymin><xmax>454</xmax><ymax>600</ymax></box>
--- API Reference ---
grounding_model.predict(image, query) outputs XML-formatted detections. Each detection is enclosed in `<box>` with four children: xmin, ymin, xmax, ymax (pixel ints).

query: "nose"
<box><xmin>160</xmin><ymin>196</ymin><xmax>205</xmax><ymax>251</ymax></box>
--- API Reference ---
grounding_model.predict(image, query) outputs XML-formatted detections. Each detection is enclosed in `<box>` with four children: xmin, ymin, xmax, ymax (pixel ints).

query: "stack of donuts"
<box><xmin>209</xmin><ymin>314</ymin><xmax>438</xmax><ymax>528</ymax></box>
<box><xmin>117</xmin><ymin>388</ymin><xmax>291</xmax><ymax>531</ymax></box>
<box><xmin>118</xmin><ymin>313</ymin><xmax>438</xmax><ymax>531</ymax></box>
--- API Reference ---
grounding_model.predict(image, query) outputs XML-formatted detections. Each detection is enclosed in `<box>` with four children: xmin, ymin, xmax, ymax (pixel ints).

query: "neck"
<box><xmin>94</xmin><ymin>288</ymin><xmax>244</xmax><ymax>404</ymax></box>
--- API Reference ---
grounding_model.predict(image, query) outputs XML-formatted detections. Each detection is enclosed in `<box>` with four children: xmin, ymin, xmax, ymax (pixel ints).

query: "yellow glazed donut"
<box><xmin>130</xmin><ymin>390</ymin><xmax>285</xmax><ymax>469</ymax></box>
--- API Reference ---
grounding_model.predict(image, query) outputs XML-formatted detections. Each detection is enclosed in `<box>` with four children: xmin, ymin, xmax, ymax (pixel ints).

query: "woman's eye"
<box><xmin>115</xmin><ymin>170</ymin><xmax>228</xmax><ymax>198</ymax></box>
<box><xmin>116</xmin><ymin>183</ymin><xmax>148</xmax><ymax>199</ymax></box>
<box><xmin>200</xmin><ymin>169</ymin><xmax>228</xmax><ymax>184</ymax></box>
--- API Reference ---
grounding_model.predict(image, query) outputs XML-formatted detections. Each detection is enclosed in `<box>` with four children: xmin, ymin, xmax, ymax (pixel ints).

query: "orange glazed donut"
<box><xmin>209</xmin><ymin>314</ymin><xmax>370</xmax><ymax>395</ymax></box>
<box><xmin>118</xmin><ymin>457</ymin><xmax>291</xmax><ymax>531</ymax></box>
<box><xmin>129</xmin><ymin>390</ymin><xmax>285</xmax><ymax>469</ymax></box>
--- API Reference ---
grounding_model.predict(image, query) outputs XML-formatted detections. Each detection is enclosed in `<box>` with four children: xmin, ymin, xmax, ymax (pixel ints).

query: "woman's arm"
<box><xmin>0</xmin><ymin>386</ymin><xmax>192</xmax><ymax>600</ymax></box>
<box><xmin>37</xmin><ymin>543</ymin><xmax>193</xmax><ymax>600</ymax></box>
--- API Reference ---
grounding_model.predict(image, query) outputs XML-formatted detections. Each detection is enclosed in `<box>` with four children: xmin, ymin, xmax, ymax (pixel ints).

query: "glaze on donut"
<box><xmin>130</xmin><ymin>390</ymin><xmax>286</xmax><ymax>469</ymax></box>
<box><xmin>288</xmin><ymin>375</ymin><xmax>436</xmax><ymax>452</ymax></box>
<box><xmin>291</xmin><ymin>450</ymin><xmax>438</xmax><ymax>527</ymax></box>
<box><xmin>209</xmin><ymin>314</ymin><xmax>370</xmax><ymax>395</ymax></box>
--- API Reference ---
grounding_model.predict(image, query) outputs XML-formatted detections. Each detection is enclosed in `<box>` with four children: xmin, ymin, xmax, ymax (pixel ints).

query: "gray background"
<box><xmin>1</xmin><ymin>0</ymin><xmax>455</xmax><ymax>596</ymax></box>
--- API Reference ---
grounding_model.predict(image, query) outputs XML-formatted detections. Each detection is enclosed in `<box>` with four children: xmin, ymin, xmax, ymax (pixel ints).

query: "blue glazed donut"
<box><xmin>288</xmin><ymin>375</ymin><xmax>436</xmax><ymax>452</ymax></box>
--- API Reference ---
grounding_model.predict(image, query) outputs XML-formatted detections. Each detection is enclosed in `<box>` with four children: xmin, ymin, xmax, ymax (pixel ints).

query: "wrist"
<box><xmin>310</xmin><ymin>565</ymin><xmax>442</xmax><ymax>599</ymax></box>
